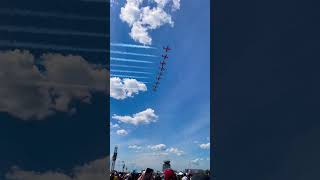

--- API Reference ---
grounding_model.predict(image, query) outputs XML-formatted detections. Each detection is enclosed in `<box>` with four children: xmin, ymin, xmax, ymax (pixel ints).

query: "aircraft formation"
<box><xmin>153</xmin><ymin>45</ymin><xmax>171</xmax><ymax>92</ymax></box>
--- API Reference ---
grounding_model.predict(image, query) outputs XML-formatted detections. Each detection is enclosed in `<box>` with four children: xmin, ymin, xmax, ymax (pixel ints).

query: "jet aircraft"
<box><xmin>163</xmin><ymin>46</ymin><xmax>171</xmax><ymax>52</ymax></box>
<box><xmin>159</xmin><ymin>66</ymin><xmax>165</xmax><ymax>71</ymax></box>
<box><xmin>162</xmin><ymin>54</ymin><xmax>168</xmax><ymax>59</ymax></box>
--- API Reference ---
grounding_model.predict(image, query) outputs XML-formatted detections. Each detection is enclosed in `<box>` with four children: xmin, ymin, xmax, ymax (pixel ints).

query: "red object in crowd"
<box><xmin>164</xmin><ymin>169</ymin><xmax>175</xmax><ymax>180</ymax></box>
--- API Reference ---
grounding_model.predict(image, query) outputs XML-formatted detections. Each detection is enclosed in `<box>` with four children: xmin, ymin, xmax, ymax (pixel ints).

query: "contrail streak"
<box><xmin>0</xmin><ymin>25</ymin><xmax>109</xmax><ymax>38</ymax></box>
<box><xmin>111</xmin><ymin>57</ymin><xmax>153</xmax><ymax>64</ymax></box>
<box><xmin>110</xmin><ymin>74</ymin><xmax>150</xmax><ymax>79</ymax></box>
<box><xmin>110</xmin><ymin>64</ymin><xmax>152</xmax><ymax>69</ymax></box>
<box><xmin>0</xmin><ymin>40</ymin><xmax>107</xmax><ymax>53</ymax></box>
<box><xmin>0</xmin><ymin>8</ymin><xmax>106</xmax><ymax>21</ymax></box>
<box><xmin>111</xmin><ymin>70</ymin><xmax>153</xmax><ymax>74</ymax></box>
<box><xmin>110</xmin><ymin>43</ymin><xmax>157</xmax><ymax>49</ymax></box>
<box><xmin>110</xmin><ymin>50</ymin><xmax>157</xmax><ymax>57</ymax></box>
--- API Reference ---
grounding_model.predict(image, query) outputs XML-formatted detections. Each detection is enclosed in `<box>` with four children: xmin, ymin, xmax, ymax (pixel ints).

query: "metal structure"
<box><xmin>122</xmin><ymin>161</ymin><xmax>125</xmax><ymax>172</ymax></box>
<box><xmin>162</xmin><ymin>160</ymin><xmax>171</xmax><ymax>171</ymax></box>
<box><xmin>111</xmin><ymin>146</ymin><xmax>118</xmax><ymax>172</ymax></box>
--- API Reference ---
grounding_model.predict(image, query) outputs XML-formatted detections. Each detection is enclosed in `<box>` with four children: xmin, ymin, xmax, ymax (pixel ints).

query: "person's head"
<box><xmin>143</xmin><ymin>168</ymin><xmax>154</xmax><ymax>180</ymax></box>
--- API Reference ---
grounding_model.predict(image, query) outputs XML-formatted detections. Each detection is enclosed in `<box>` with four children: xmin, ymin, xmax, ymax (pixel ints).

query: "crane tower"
<box><xmin>111</xmin><ymin>146</ymin><xmax>118</xmax><ymax>172</ymax></box>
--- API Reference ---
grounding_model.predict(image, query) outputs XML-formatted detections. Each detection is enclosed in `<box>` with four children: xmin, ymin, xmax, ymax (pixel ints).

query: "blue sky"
<box><xmin>110</xmin><ymin>0</ymin><xmax>210</xmax><ymax>171</ymax></box>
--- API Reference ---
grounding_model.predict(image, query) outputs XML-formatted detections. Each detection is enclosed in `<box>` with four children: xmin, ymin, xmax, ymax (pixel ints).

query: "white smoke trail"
<box><xmin>0</xmin><ymin>25</ymin><xmax>109</xmax><ymax>38</ymax></box>
<box><xmin>0</xmin><ymin>40</ymin><xmax>106</xmax><ymax>53</ymax></box>
<box><xmin>110</xmin><ymin>74</ymin><xmax>150</xmax><ymax>79</ymax></box>
<box><xmin>0</xmin><ymin>8</ymin><xmax>106</xmax><ymax>21</ymax></box>
<box><xmin>110</xmin><ymin>70</ymin><xmax>153</xmax><ymax>74</ymax></box>
<box><xmin>110</xmin><ymin>43</ymin><xmax>157</xmax><ymax>49</ymax></box>
<box><xmin>110</xmin><ymin>64</ymin><xmax>152</xmax><ymax>69</ymax></box>
<box><xmin>110</xmin><ymin>57</ymin><xmax>153</xmax><ymax>64</ymax></box>
<box><xmin>110</xmin><ymin>50</ymin><xmax>157</xmax><ymax>57</ymax></box>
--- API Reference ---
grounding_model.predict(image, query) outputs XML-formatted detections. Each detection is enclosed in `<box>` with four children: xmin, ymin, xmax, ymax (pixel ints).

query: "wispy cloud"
<box><xmin>148</xmin><ymin>144</ymin><xmax>167</xmax><ymax>151</ymax></box>
<box><xmin>166</xmin><ymin>147</ymin><xmax>184</xmax><ymax>156</ymax></box>
<box><xmin>110</xmin><ymin>122</ymin><xmax>120</xmax><ymax>129</ymax></box>
<box><xmin>116</xmin><ymin>129</ymin><xmax>129</xmax><ymax>136</ymax></box>
<box><xmin>128</xmin><ymin>144</ymin><xmax>142</xmax><ymax>150</ymax></box>
<box><xmin>199</xmin><ymin>143</ymin><xmax>210</xmax><ymax>150</ymax></box>
<box><xmin>191</xmin><ymin>158</ymin><xmax>203</xmax><ymax>166</ymax></box>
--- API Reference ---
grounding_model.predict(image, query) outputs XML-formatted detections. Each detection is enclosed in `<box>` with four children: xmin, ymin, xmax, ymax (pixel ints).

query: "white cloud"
<box><xmin>129</xmin><ymin>22</ymin><xmax>152</xmax><ymax>45</ymax></box>
<box><xmin>110</xmin><ymin>77</ymin><xmax>147</xmax><ymax>100</ymax></box>
<box><xmin>140</xmin><ymin>6</ymin><xmax>173</xmax><ymax>29</ymax></box>
<box><xmin>191</xmin><ymin>158</ymin><xmax>203</xmax><ymax>166</ymax></box>
<box><xmin>0</xmin><ymin>50</ymin><xmax>106</xmax><ymax>120</ymax></box>
<box><xmin>119</xmin><ymin>0</ymin><xmax>180</xmax><ymax>45</ymax></box>
<box><xmin>116</xmin><ymin>129</ymin><xmax>128</xmax><ymax>136</ymax></box>
<box><xmin>5</xmin><ymin>157</ymin><xmax>109</xmax><ymax>180</ymax></box>
<box><xmin>119</xmin><ymin>0</ymin><xmax>143</xmax><ymax>26</ymax></box>
<box><xmin>166</xmin><ymin>147</ymin><xmax>184</xmax><ymax>156</ymax></box>
<box><xmin>172</xmin><ymin>0</ymin><xmax>180</xmax><ymax>11</ymax></box>
<box><xmin>148</xmin><ymin>144</ymin><xmax>167</xmax><ymax>151</ymax></box>
<box><xmin>110</xmin><ymin>122</ymin><xmax>120</xmax><ymax>129</ymax></box>
<box><xmin>112</xmin><ymin>108</ymin><xmax>158</xmax><ymax>125</ymax></box>
<box><xmin>199</xmin><ymin>143</ymin><xmax>210</xmax><ymax>150</ymax></box>
<box><xmin>128</xmin><ymin>144</ymin><xmax>142</xmax><ymax>150</ymax></box>
<box><xmin>154</xmin><ymin>0</ymin><xmax>170</xmax><ymax>8</ymax></box>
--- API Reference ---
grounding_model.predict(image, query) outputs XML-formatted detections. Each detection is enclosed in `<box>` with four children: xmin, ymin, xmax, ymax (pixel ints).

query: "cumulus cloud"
<box><xmin>110</xmin><ymin>77</ymin><xmax>147</xmax><ymax>100</ymax></box>
<box><xmin>110</xmin><ymin>122</ymin><xmax>120</xmax><ymax>129</ymax></box>
<box><xmin>112</xmin><ymin>108</ymin><xmax>158</xmax><ymax>125</ymax></box>
<box><xmin>148</xmin><ymin>144</ymin><xmax>167</xmax><ymax>151</ymax></box>
<box><xmin>116</xmin><ymin>129</ymin><xmax>128</xmax><ymax>136</ymax></box>
<box><xmin>128</xmin><ymin>144</ymin><xmax>142</xmax><ymax>150</ymax></box>
<box><xmin>119</xmin><ymin>0</ymin><xmax>180</xmax><ymax>45</ymax></box>
<box><xmin>166</xmin><ymin>147</ymin><xmax>184</xmax><ymax>156</ymax></box>
<box><xmin>0</xmin><ymin>50</ymin><xmax>106</xmax><ymax>120</ymax></box>
<box><xmin>199</xmin><ymin>143</ymin><xmax>210</xmax><ymax>150</ymax></box>
<box><xmin>5</xmin><ymin>157</ymin><xmax>109</xmax><ymax>180</ymax></box>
